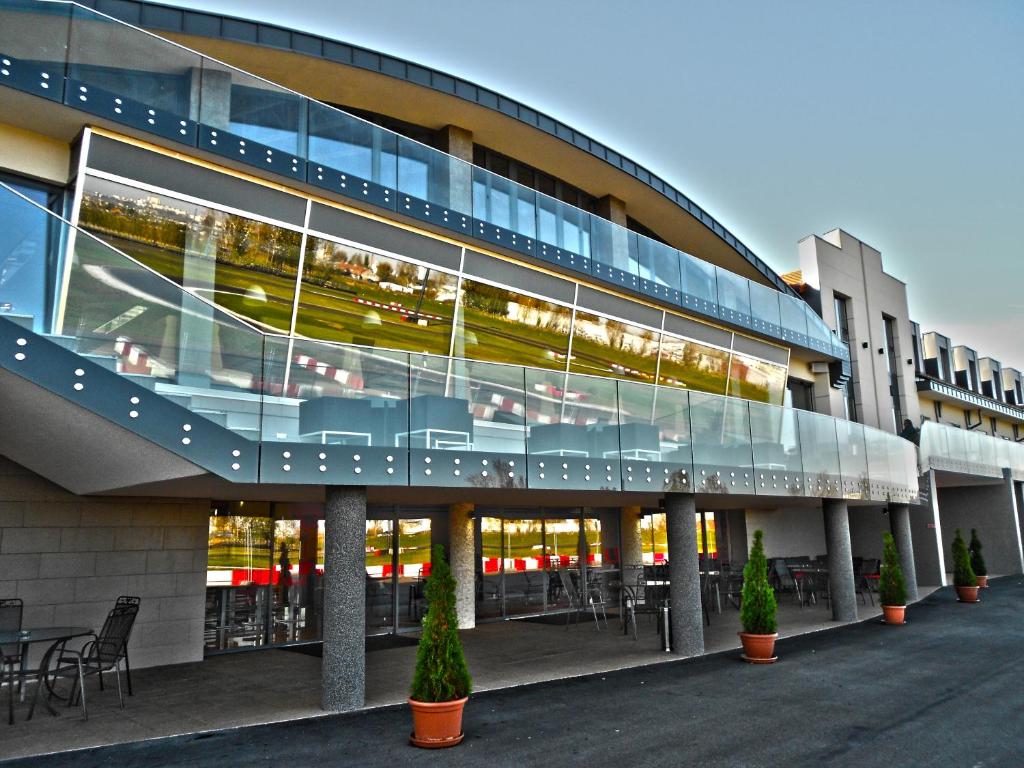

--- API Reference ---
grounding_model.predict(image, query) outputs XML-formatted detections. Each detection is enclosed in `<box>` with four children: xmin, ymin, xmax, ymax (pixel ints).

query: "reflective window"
<box><xmin>657</xmin><ymin>333</ymin><xmax>730</xmax><ymax>395</ymax></box>
<box><xmin>454</xmin><ymin>279</ymin><xmax>571</xmax><ymax>369</ymax></box>
<box><xmin>641</xmin><ymin>513</ymin><xmax>668</xmax><ymax>564</ymax></box>
<box><xmin>77</xmin><ymin>175</ymin><xmax>301</xmax><ymax>332</ymax></box>
<box><xmin>0</xmin><ymin>174</ymin><xmax>62</xmax><ymax>333</ymax></box>
<box><xmin>727</xmin><ymin>351</ymin><xmax>787</xmax><ymax>405</ymax></box>
<box><xmin>295</xmin><ymin>237</ymin><xmax>457</xmax><ymax>354</ymax></box>
<box><xmin>569</xmin><ymin>311</ymin><xmax>659</xmax><ymax>383</ymax></box>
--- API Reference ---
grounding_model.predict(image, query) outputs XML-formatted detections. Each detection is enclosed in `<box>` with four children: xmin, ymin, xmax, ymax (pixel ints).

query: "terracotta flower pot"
<box><xmin>955</xmin><ymin>585</ymin><xmax>980</xmax><ymax>603</ymax></box>
<box><xmin>739</xmin><ymin>632</ymin><xmax>778</xmax><ymax>664</ymax></box>
<box><xmin>976</xmin><ymin>575</ymin><xmax>989</xmax><ymax>588</ymax></box>
<box><xmin>409</xmin><ymin>697</ymin><xmax>468</xmax><ymax>748</ymax></box>
<box><xmin>882</xmin><ymin>605</ymin><xmax>906</xmax><ymax>625</ymax></box>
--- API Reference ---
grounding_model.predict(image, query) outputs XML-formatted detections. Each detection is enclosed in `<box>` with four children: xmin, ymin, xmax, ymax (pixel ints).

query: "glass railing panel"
<box><xmin>796</xmin><ymin>410</ymin><xmax>841</xmax><ymax>497</ymax></box>
<box><xmin>679</xmin><ymin>251</ymin><xmax>719</xmax><ymax>316</ymax></box>
<box><xmin>307</xmin><ymin>100</ymin><xmax>396</xmax><ymax>210</ymax></box>
<box><xmin>835</xmin><ymin>420</ymin><xmax>870</xmax><ymax>499</ymax></box>
<box><xmin>804</xmin><ymin>303</ymin><xmax>834</xmax><ymax>354</ymax></box>
<box><xmin>748</xmin><ymin>280</ymin><xmax>782</xmax><ymax>338</ymax></box>
<box><xmin>259</xmin><ymin>335</ymin><xmax>409</xmax><ymax>483</ymax></box>
<box><xmin>66</xmin><ymin>5</ymin><xmax>200</xmax><ymax>143</ymax></box>
<box><xmin>0</xmin><ymin>180</ymin><xmax>64</xmax><ymax>333</ymax></box>
<box><xmin>715</xmin><ymin>269</ymin><xmax>753</xmax><ymax>329</ymax></box>
<box><xmin>536</xmin><ymin>192</ymin><xmax>591</xmax><ymax>272</ymax></box>
<box><xmin>748</xmin><ymin>400</ymin><xmax>803</xmax><ymax>496</ymax></box>
<box><xmin>0</xmin><ymin>0</ymin><xmax>70</xmax><ymax>102</ymax></box>
<box><xmin>408</xmin><ymin>355</ymin><xmax>527</xmax><ymax>488</ymax></box>
<box><xmin>634</xmin><ymin>235</ymin><xmax>682</xmax><ymax>305</ymax></box>
<box><xmin>779</xmin><ymin>293</ymin><xmax>809</xmax><ymax>348</ymax></box>
<box><xmin>616</xmin><ymin>381</ymin><xmax>693</xmax><ymax>492</ymax></box>
<box><xmin>60</xmin><ymin>227</ymin><xmax>265</xmax><ymax>438</ymax></box>
<box><xmin>864</xmin><ymin>425</ymin><xmax>915</xmax><ymax>501</ymax></box>
<box><xmin>689</xmin><ymin>391</ymin><xmax>754</xmax><ymax>494</ymax></box>
<box><xmin>397</xmin><ymin>134</ymin><xmax>472</xmax><ymax>230</ymax></box>
<box><xmin>525</xmin><ymin>369</ymin><xmax>620</xmax><ymax>491</ymax></box>
<box><xmin>197</xmin><ymin>59</ymin><xmax>305</xmax><ymax>182</ymax></box>
<box><xmin>471</xmin><ymin>167</ymin><xmax>537</xmax><ymax>256</ymax></box>
<box><xmin>590</xmin><ymin>215</ymin><xmax>638</xmax><ymax>292</ymax></box>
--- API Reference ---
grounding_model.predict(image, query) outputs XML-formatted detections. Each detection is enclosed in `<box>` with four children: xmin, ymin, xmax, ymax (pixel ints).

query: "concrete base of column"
<box><xmin>322</xmin><ymin>486</ymin><xmax>367</xmax><ymax>712</ymax></box>
<box><xmin>448</xmin><ymin>503</ymin><xmax>475</xmax><ymax>629</ymax></box>
<box><xmin>889</xmin><ymin>503</ymin><xmax>919</xmax><ymax>603</ymax></box>
<box><xmin>665</xmin><ymin>494</ymin><xmax>703</xmax><ymax>656</ymax></box>
<box><xmin>823</xmin><ymin>499</ymin><xmax>857</xmax><ymax>622</ymax></box>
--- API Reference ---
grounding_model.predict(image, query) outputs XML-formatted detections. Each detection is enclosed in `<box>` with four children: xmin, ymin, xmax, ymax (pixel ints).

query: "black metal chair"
<box><xmin>2</xmin><ymin>598</ymin><xmax>23</xmax><ymax>725</ymax></box>
<box><xmin>114</xmin><ymin>596</ymin><xmax>140</xmax><ymax>695</ymax></box>
<box><xmin>53</xmin><ymin>602</ymin><xmax>139</xmax><ymax>716</ymax></box>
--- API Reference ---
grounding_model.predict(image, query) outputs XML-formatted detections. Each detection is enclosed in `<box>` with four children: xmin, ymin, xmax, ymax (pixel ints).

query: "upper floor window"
<box><xmin>833</xmin><ymin>294</ymin><xmax>852</xmax><ymax>343</ymax></box>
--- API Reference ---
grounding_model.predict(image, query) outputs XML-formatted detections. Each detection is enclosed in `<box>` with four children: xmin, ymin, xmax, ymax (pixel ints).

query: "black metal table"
<box><xmin>0</xmin><ymin>625</ymin><xmax>93</xmax><ymax>723</ymax></box>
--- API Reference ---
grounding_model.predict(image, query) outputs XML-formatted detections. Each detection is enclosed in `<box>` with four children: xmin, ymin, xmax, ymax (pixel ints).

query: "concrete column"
<box><xmin>888</xmin><ymin>503</ymin><xmax>919</xmax><ymax>603</ymax></box>
<box><xmin>322</xmin><ymin>486</ymin><xmax>367</xmax><ymax>712</ymax></box>
<box><xmin>188</xmin><ymin>66</ymin><xmax>231</xmax><ymax>128</ymax></box>
<box><xmin>620</xmin><ymin>506</ymin><xmax>643</xmax><ymax>586</ymax></box>
<box><xmin>448</xmin><ymin>503</ymin><xmax>475</xmax><ymax>629</ymax></box>
<box><xmin>823</xmin><ymin>499</ymin><xmax>857</xmax><ymax>622</ymax></box>
<box><xmin>438</xmin><ymin>124</ymin><xmax>473</xmax><ymax>214</ymax></box>
<box><xmin>1004</xmin><ymin>469</ymin><xmax>1024</xmax><ymax>575</ymax></box>
<box><xmin>665</xmin><ymin>493</ymin><xmax>703</xmax><ymax>656</ymax></box>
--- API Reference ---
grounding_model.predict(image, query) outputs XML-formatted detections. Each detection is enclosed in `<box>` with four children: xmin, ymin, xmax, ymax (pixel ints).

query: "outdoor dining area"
<box><xmin>1</xmin><ymin>595</ymin><xmax>139</xmax><ymax>725</ymax></box>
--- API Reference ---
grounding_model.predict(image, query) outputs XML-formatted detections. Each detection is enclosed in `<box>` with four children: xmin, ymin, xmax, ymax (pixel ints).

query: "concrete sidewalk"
<box><xmin>5</xmin><ymin>577</ymin><xmax>1020</xmax><ymax>767</ymax></box>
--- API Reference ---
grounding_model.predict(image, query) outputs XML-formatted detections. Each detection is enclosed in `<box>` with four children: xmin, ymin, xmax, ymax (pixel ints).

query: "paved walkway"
<box><xmin>0</xmin><ymin>591</ymin><xmax>889</xmax><ymax>761</ymax></box>
<box><xmin>5</xmin><ymin>579</ymin><xmax>1019</xmax><ymax>767</ymax></box>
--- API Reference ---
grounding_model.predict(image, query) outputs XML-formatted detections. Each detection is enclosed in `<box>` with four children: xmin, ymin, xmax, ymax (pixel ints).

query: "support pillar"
<box><xmin>665</xmin><ymin>493</ymin><xmax>703</xmax><ymax>656</ymax></box>
<box><xmin>448</xmin><ymin>503</ymin><xmax>475</xmax><ymax>629</ymax></box>
<box><xmin>322</xmin><ymin>486</ymin><xmax>367</xmax><ymax>712</ymax></box>
<box><xmin>823</xmin><ymin>499</ymin><xmax>857</xmax><ymax>622</ymax></box>
<box><xmin>438</xmin><ymin>124</ymin><xmax>473</xmax><ymax>215</ymax></box>
<box><xmin>888</xmin><ymin>503</ymin><xmax>919</xmax><ymax>603</ymax></box>
<box><xmin>620</xmin><ymin>506</ymin><xmax>643</xmax><ymax>586</ymax></box>
<box><xmin>1003</xmin><ymin>468</ymin><xmax>1024</xmax><ymax>575</ymax></box>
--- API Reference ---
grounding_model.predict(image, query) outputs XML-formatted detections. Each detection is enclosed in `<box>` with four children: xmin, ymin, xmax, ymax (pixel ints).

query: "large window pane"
<box><xmin>569</xmin><ymin>311</ymin><xmax>659</xmax><ymax>383</ymax></box>
<box><xmin>77</xmin><ymin>175</ymin><xmax>301</xmax><ymax>333</ymax></box>
<box><xmin>454</xmin><ymin>278</ymin><xmax>571</xmax><ymax>369</ymax></box>
<box><xmin>294</xmin><ymin>236</ymin><xmax>456</xmax><ymax>354</ymax></box>
<box><xmin>727</xmin><ymin>351</ymin><xmax>787</xmax><ymax>405</ymax></box>
<box><xmin>205</xmin><ymin>513</ymin><xmax>273</xmax><ymax>651</ymax></box>
<box><xmin>657</xmin><ymin>333</ymin><xmax>730</xmax><ymax>395</ymax></box>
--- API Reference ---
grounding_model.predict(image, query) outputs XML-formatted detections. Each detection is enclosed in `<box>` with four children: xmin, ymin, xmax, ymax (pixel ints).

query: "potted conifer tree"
<box><xmin>739</xmin><ymin>530</ymin><xmax>778</xmax><ymax>663</ymax></box>
<box><xmin>408</xmin><ymin>545</ymin><xmax>472</xmax><ymax>748</ymax></box>
<box><xmin>879</xmin><ymin>532</ymin><xmax>907</xmax><ymax>625</ymax></box>
<box><xmin>951</xmin><ymin>529</ymin><xmax>979</xmax><ymax>603</ymax></box>
<box><xmin>969</xmin><ymin>529</ymin><xmax>989</xmax><ymax>588</ymax></box>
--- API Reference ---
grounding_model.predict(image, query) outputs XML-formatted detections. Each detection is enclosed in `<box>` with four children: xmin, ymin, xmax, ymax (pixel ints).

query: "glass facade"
<box><xmin>69</xmin><ymin>170</ymin><xmax>791</xmax><ymax>407</ymax></box>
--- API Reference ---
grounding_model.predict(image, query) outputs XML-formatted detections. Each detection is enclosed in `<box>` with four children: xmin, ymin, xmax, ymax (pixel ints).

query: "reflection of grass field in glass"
<box><xmin>569</xmin><ymin>336</ymin><xmax>658</xmax><ymax>381</ymax></box>
<box><xmin>459</xmin><ymin>312</ymin><xmax>569</xmax><ymax>370</ymax></box>
<box><xmin>208</xmin><ymin>543</ymin><xmax>272</xmax><ymax>570</ymax></box>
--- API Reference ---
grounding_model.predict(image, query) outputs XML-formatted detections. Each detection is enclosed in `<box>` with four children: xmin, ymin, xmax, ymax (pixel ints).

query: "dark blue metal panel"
<box><xmin>307</xmin><ymin>162</ymin><xmax>395</xmax><ymax>211</ymax></box>
<box><xmin>259</xmin><ymin>443</ymin><xmax>407</xmax><ymax>486</ymax></box>
<box><xmin>409</xmin><ymin>449</ymin><xmax>526</xmax><ymax>489</ymax></box>
<box><xmin>198</xmin><ymin>125</ymin><xmax>304</xmax><ymax>182</ymax></box>
<box><xmin>526</xmin><ymin>456</ymin><xmax>621</xmax><ymax>492</ymax></box>
<box><xmin>397</xmin><ymin>193</ymin><xmax>471</xmax><ymax>236</ymax></box>
<box><xmin>65</xmin><ymin>78</ymin><xmax>196</xmax><ymax>144</ymax></box>
<box><xmin>0</xmin><ymin>317</ymin><xmax>257</xmax><ymax>482</ymax></box>
<box><xmin>0</xmin><ymin>51</ymin><xmax>65</xmax><ymax>102</ymax></box>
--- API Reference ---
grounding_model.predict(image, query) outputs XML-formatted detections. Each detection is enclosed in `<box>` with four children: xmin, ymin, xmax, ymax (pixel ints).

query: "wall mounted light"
<box><xmin>861</xmin><ymin>341</ymin><xmax>869</xmax><ymax>349</ymax></box>
<box><xmin>878</xmin><ymin>348</ymin><xmax>885</xmax><ymax>355</ymax></box>
<box><xmin>906</xmin><ymin>358</ymin><xmax>913</xmax><ymax>365</ymax></box>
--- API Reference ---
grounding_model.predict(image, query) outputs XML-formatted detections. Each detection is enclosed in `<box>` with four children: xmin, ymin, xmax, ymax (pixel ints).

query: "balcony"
<box><xmin>919</xmin><ymin>420</ymin><xmax>1024</xmax><ymax>480</ymax></box>
<box><xmin>0</xmin><ymin>181</ymin><xmax>913</xmax><ymax>500</ymax></box>
<box><xmin>917</xmin><ymin>375</ymin><xmax>1024</xmax><ymax>425</ymax></box>
<box><xmin>0</xmin><ymin>0</ymin><xmax>848</xmax><ymax>361</ymax></box>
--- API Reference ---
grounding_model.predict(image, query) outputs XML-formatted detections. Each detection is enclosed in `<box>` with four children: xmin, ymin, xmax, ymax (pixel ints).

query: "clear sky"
<box><xmin>164</xmin><ymin>0</ymin><xmax>1024</xmax><ymax>364</ymax></box>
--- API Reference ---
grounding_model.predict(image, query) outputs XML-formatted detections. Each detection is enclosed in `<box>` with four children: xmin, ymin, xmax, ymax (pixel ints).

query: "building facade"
<box><xmin>0</xmin><ymin>0</ymin><xmax>1021</xmax><ymax>711</ymax></box>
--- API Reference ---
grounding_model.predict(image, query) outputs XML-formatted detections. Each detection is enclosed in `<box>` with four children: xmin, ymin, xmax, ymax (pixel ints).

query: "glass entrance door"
<box><xmin>365</xmin><ymin>519</ymin><xmax>395</xmax><ymax>634</ymax></box>
<box><xmin>365</xmin><ymin>515</ymin><xmax>433</xmax><ymax>635</ymax></box>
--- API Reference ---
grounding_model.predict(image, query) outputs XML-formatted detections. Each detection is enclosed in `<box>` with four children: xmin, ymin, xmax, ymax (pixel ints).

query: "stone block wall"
<box><xmin>0</xmin><ymin>455</ymin><xmax>210</xmax><ymax>668</ymax></box>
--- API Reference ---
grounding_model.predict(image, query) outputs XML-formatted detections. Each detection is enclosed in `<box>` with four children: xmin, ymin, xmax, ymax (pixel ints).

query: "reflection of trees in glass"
<box><xmin>727</xmin><ymin>352</ymin><xmax>786</xmax><ymax>406</ymax></box>
<box><xmin>207</xmin><ymin>516</ymin><xmax>273</xmax><ymax>570</ymax></box>
<box><xmin>658</xmin><ymin>334</ymin><xmax>730</xmax><ymax>395</ymax></box>
<box><xmin>456</xmin><ymin>279</ymin><xmax>571</xmax><ymax>370</ymax></box>
<box><xmin>569</xmin><ymin>312</ymin><xmax>658</xmax><ymax>382</ymax></box>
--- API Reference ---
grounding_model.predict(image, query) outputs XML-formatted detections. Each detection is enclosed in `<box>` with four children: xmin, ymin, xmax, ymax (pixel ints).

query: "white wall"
<box><xmin>0</xmin><ymin>455</ymin><xmax>209</xmax><ymax>668</ymax></box>
<box><xmin>745</xmin><ymin>506</ymin><xmax>826</xmax><ymax>559</ymax></box>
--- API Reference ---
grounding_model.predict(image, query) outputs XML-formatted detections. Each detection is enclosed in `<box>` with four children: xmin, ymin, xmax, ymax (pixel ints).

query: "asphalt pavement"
<box><xmin>7</xmin><ymin>577</ymin><xmax>1023</xmax><ymax>768</ymax></box>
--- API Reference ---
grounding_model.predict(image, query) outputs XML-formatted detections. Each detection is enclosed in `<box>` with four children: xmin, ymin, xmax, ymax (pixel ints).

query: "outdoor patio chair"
<box><xmin>52</xmin><ymin>602</ymin><xmax>140</xmax><ymax>716</ymax></box>
<box><xmin>558</xmin><ymin>570</ymin><xmax>607</xmax><ymax>630</ymax></box>
<box><xmin>2</xmin><ymin>598</ymin><xmax>24</xmax><ymax>725</ymax></box>
<box><xmin>853</xmin><ymin>560</ymin><xmax>874</xmax><ymax>606</ymax></box>
<box><xmin>621</xmin><ymin>572</ymin><xmax>661</xmax><ymax>640</ymax></box>
<box><xmin>114</xmin><ymin>596</ymin><xmax>140</xmax><ymax>695</ymax></box>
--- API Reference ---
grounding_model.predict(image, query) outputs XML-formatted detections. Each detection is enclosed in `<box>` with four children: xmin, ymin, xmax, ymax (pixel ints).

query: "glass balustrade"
<box><xmin>919</xmin><ymin>420</ymin><xmax>1023</xmax><ymax>479</ymax></box>
<box><xmin>0</xmin><ymin>0</ymin><xmax>849</xmax><ymax>361</ymax></box>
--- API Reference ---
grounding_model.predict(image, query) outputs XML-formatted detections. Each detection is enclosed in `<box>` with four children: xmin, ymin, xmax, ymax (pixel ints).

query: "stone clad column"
<box><xmin>620</xmin><ymin>506</ymin><xmax>643</xmax><ymax>586</ymax></box>
<box><xmin>888</xmin><ymin>503</ymin><xmax>919</xmax><ymax>603</ymax></box>
<box><xmin>823</xmin><ymin>499</ymin><xmax>857</xmax><ymax>622</ymax></box>
<box><xmin>665</xmin><ymin>493</ymin><xmax>703</xmax><ymax>656</ymax></box>
<box><xmin>448</xmin><ymin>503</ymin><xmax>475</xmax><ymax>629</ymax></box>
<box><xmin>322</xmin><ymin>486</ymin><xmax>367</xmax><ymax>712</ymax></box>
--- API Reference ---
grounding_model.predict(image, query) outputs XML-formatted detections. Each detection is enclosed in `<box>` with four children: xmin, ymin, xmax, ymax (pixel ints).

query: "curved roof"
<box><xmin>78</xmin><ymin>0</ymin><xmax>795</xmax><ymax>297</ymax></box>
